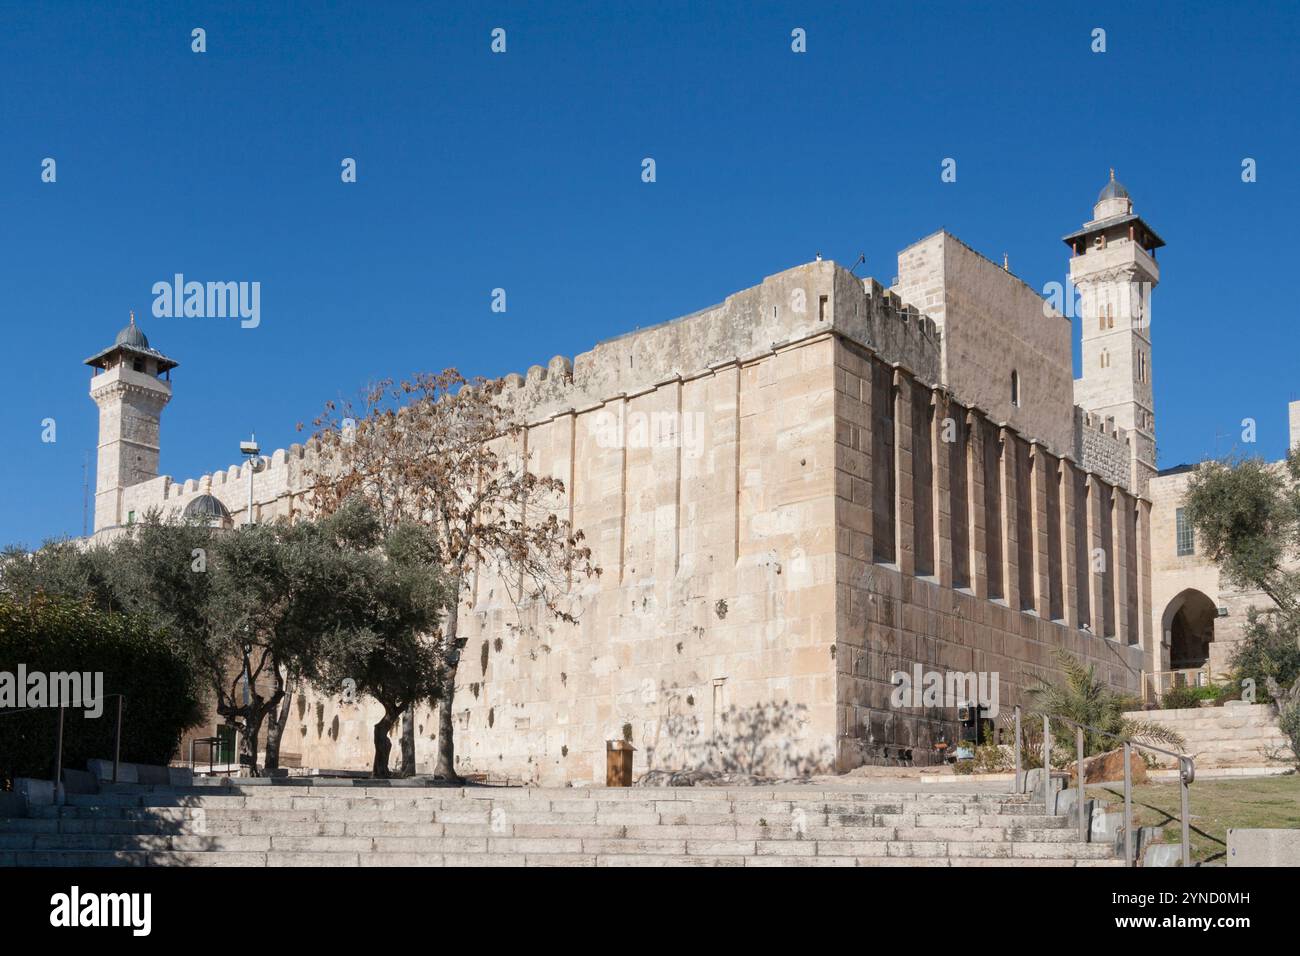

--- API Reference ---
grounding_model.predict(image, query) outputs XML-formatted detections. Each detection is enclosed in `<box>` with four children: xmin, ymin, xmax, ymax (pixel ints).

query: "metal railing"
<box><xmin>1011</xmin><ymin>703</ymin><xmax>1195</xmax><ymax>867</ymax></box>
<box><xmin>1</xmin><ymin>694</ymin><xmax>126</xmax><ymax>802</ymax></box>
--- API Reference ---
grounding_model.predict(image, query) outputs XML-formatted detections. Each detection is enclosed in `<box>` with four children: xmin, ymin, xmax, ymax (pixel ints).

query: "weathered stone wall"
<box><xmin>1074</xmin><ymin>407</ymin><xmax>1133</xmax><ymax>492</ymax></box>
<box><xmin>831</xmin><ymin>339</ymin><xmax>1144</xmax><ymax>766</ymax></box>
<box><xmin>1149</xmin><ymin>469</ymin><xmax>1275</xmax><ymax>681</ymax></box>
<box><xmin>93</xmin><ymin>255</ymin><xmax>1152</xmax><ymax>783</ymax></box>
<box><xmin>892</xmin><ymin>231</ymin><xmax>1075</xmax><ymax>458</ymax></box>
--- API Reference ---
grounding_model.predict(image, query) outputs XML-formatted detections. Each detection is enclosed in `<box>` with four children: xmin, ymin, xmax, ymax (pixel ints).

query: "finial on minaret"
<box><xmin>129</xmin><ymin>310</ymin><xmax>135</xmax><ymax>326</ymax></box>
<box><xmin>1002</xmin><ymin>253</ymin><xmax>1009</xmax><ymax>271</ymax></box>
<box><xmin>1109</xmin><ymin>168</ymin><xmax>1115</xmax><ymax>181</ymax></box>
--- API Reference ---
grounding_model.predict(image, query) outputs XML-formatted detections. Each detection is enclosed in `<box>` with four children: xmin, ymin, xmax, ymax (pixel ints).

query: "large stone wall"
<box><xmin>831</xmin><ymin>339</ymin><xmax>1143</xmax><ymax>765</ymax></box>
<box><xmin>892</xmin><ymin>231</ymin><xmax>1076</xmax><ymax>458</ymax></box>
<box><xmin>96</xmin><ymin>256</ymin><xmax>1151</xmax><ymax>783</ymax></box>
<box><xmin>1074</xmin><ymin>407</ymin><xmax>1133</xmax><ymax>492</ymax></box>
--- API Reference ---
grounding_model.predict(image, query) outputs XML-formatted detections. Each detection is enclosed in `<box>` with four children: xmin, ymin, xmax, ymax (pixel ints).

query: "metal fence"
<box><xmin>1011</xmin><ymin>703</ymin><xmax>1195</xmax><ymax>867</ymax></box>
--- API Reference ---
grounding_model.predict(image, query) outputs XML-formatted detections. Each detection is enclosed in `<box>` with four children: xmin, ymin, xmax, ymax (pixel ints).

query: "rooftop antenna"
<box><xmin>848</xmin><ymin>253</ymin><xmax>866</xmax><ymax>276</ymax></box>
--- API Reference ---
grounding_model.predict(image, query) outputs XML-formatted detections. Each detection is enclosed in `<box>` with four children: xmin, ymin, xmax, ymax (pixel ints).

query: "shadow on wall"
<box><xmin>644</xmin><ymin>687</ymin><xmax>834</xmax><ymax>777</ymax></box>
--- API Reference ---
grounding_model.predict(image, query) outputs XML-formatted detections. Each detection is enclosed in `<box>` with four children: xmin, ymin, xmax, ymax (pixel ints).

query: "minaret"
<box><xmin>1065</xmin><ymin>171</ymin><xmax>1163</xmax><ymax>494</ymax></box>
<box><xmin>84</xmin><ymin>313</ymin><xmax>178</xmax><ymax>533</ymax></box>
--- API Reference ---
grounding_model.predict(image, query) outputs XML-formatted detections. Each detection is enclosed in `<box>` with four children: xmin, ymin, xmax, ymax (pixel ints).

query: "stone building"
<box><xmin>85</xmin><ymin>176</ymin><xmax>1199</xmax><ymax>783</ymax></box>
<box><xmin>1146</xmin><ymin>403</ymin><xmax>1300</xmax><ymax>689</ymax></box>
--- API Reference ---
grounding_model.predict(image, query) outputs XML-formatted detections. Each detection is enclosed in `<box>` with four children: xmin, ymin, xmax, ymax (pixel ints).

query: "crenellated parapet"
<box><xmin>491</xmin><ymin>259</ymin><xmax>942</xmax><ymax>428</ymax></box>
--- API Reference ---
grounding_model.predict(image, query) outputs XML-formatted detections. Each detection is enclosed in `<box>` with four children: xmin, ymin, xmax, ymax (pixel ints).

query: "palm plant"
<box><xmin>1024</xmin><ymin>650</ymin><xmax>1185</xmax><ymax>765</ymax></box>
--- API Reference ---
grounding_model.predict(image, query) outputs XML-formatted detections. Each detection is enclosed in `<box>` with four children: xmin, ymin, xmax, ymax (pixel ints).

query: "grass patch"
<box><xmin>1087</xmin><ymin>774</ymin><xmax>1300</xmax><ymax>864</ymax></box>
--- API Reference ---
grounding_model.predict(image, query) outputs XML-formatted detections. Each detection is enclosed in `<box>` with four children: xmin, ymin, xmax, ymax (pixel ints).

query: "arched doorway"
<box><xmin>1161</xmin><ymin>589</ymin><xmax>1217</xmax><ymax>670</ymax></box>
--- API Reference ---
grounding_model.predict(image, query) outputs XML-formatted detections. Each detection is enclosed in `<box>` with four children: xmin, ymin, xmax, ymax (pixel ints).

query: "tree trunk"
<box><xmin>263</xmin><ymin>669</ymin><xmax>292</xmax><ymax>774</ymax></box>
<box><xmin>433</xmin><ymin>597</ymin><xmax>462</xmax><ymax>781</ymax></box>
<box><xmin>373</xmin><ymin>705</ymin><xmax>400</xmax><ymax>778</ymax></box>
<box><xmin>399</xmin><ymin>707</ymin><xmax>416</xmax><ymax>776</ymax></box>
<box><xmin>238</xmin><ymin>703</ymin><xmax>265</xmax><ymax>775</ymax></box>
<box><xmin>233</xmin><ymin>689</ymin><xmax>282</xmax><ymax>777</ymax></box>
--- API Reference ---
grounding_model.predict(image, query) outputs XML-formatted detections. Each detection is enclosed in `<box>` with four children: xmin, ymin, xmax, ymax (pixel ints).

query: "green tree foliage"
<box><xmin>0</xmin><ymin>594</ymin><xmax>203</xmax><ymax>787</ymax></box>
<box><xmin>2</xmin><ymin>503</ymin><xmax>452</xmax><ymax>779</ymax></box>
<box><xmin>1186</xmin><ymin>449</ymin><xmax>1300</xmax><ymax>762</ymax></box>
<box><xmin>282</xmin><ymin>501</ymin><xmax>451</xmax><ymax>777</ymax></box>
<box><xmin>1025</xmin><ymin>650</ymin><xmax>1185</xmax><ymax>763</ymax></box>
<box><xmin>1228</xmin><ymin>610</ymin><xmax>1300</xmax><ymax>705</ymax></box>
<box><xmin>1184</xmin><ymin>450</ymin><xmax>1300</xmax><ymax>617</ymax></box>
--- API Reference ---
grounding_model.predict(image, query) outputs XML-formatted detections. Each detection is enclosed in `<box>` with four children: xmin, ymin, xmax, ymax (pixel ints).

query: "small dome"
<box><xmin>114</xmin><ymin>323</ymin><xmax>149</xmax><ymax>350</ymax></box>
<box><xmin>1098</xmin><ymin>172</ymin><xmax>1129</xmax><ymax>203</ymax></box>
<box><xmin>183</xmin><ymin>494</ymin><xmax>231</xmax><ymax>521</ymax></box>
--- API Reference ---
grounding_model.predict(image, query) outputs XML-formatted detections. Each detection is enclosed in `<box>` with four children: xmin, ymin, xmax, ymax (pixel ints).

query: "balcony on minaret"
<box><xmin>84</xmin><ymin>313</ymin><xmax>178</xmax><ymax>398</ymax></box>
<box><xmin>1063</xmin><ymin>173</ymin><xmax>1164</xmax><ymax>288</ymax></box>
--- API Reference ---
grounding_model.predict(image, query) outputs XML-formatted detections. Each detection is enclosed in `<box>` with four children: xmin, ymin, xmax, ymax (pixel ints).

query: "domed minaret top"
<box><xmin>84</xmin><ymin>311</ymin><xmax>178</xmax><ymax>374</ymax></box>
<box><xmin>1093</xmin><ymin>168</ymin><xmax>1133</xmax><ymax>220</ymax></box>
<box><xmin>1062</xmin><ymin>170</ymin><xmax>1164</xmax><ymax>257</ymax></box>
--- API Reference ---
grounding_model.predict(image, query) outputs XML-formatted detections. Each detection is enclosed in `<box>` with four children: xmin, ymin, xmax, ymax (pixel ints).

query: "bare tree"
<box><xmin>307</xmin><ymin>369</ymin><xmax>600</xmax><ymax>780</ymax></box>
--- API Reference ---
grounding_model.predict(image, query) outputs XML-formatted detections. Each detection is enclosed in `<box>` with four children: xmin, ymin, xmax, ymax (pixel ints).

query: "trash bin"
<box><xmin>606</xmin><ymin>740</ymin><xmax>636</xmax><ymax>787</ymax></box>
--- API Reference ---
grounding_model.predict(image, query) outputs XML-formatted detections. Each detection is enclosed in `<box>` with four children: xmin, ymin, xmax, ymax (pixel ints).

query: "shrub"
<box><xmin>1229</xmin><ymin>610</ymin><xmax>1300</xmax><ymax>705</ymax></box>
<box><xmin>1161</xmin><ymin>685</ymin><xmax>1203</xmax><ymax>710</ymax></box>
<box><xmin>1276</xmin><ymin>701</ymin><xmax>1300</xmax><ymax>769</ymax></box>
<box><xmin>0</xmin><ymin>595</ymin><xmax>203</xmax><ymax>788</ymax></box>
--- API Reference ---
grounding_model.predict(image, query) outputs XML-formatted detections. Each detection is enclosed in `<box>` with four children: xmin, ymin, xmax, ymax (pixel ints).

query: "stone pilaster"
<box><xmin>932</xmin><ymin>389</ymin><xmax>953</xmax><ymax>588</ymax></box>
<box><xmin>893</xmin><ymin>368</ymin><xmax>915</xmax><ymax>577</ymax></box>
<box><xmin>1137</xmin><ymin>496</ymin><xmax>1154</xmax><ymax>667</ymax></box>
<box><xmin>999</xmin><ymin>427</ymin><xmax>1019</xmax><ymax>610</ymax></box>
<box><xmin>1030</xmin><ymin>444</ymin><xmax>1052</xmax><ymax>618</ymax></box>
<box><xmin>1112</xmin><ymin>489</ymin><xmax>1132</xmax><ymax>645</ymax></box>
<box><xmin>967</xmin><ymin>411</ymin><xmax>988</xmax><ymax>600</ymax></box>
<box><xmin>1085</xmin><ymin>475</ymin><xmax>1106</xmax><ymax>637</ymax></box>
<box><xmin>1060</xmin><ymin>460</ymin><xmax>1080</xmax><ymax>629</ymax></box>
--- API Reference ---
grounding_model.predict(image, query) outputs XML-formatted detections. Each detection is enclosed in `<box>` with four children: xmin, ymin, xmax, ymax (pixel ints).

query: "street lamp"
<box><xmin>240</xmin><ymin>434</ymin><xmax>260</xmax><ymax>526</ymax></box>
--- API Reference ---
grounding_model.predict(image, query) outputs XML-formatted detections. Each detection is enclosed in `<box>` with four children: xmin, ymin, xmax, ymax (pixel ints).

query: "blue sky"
<box><xmin>1</xmin><ymin>0</ymin><xmax>1296</xmax><ymax>546</ymax></box>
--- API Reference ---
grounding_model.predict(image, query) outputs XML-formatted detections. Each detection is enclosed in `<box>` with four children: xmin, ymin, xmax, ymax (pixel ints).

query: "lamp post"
<box><xmin>240</xmin><ymin>434</ymin><xmax>260</xmax><ymax>526</ymax></box>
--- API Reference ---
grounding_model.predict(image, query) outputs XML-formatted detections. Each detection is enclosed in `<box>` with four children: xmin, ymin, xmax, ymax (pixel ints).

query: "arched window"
<box><xmin>1100</xmin><ymin>349</ymin><xmax>1109</xmax><ymax>369</ymax></box>
<box><xmin>1010</xmin><ymin>370</ymin><xmax>1020</xmax><ymax>407</ymax></box>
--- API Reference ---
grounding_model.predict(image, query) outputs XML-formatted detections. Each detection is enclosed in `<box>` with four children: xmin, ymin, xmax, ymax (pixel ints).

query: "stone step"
<box><xmin>0</xmin><ymin>818</ymin><xmax>1079</xmax><ymax>849</ymax></box>
<box><xmin>63</xmin><ymin>790</ymin><xmax>1027</xmax><ymax>810</ymax></box>
<box><xmin>0</xmin><ymin>848</ymin><xmax>1125</xmax><ymax>867</ymax></box>
<box><xmin>29</xmin><ymin>799</ymin><xmax>1040</xmax><ymax>819</ymax></box>
<box><xmin>0</xmin><ymin>818</ymin><xmax>1088</xmax><ymax>848</ymax></box>
<box><xmin>0</xmin><ymin>837</ymin><xmax>1118</xmax><ymax>858</ymax></box>
<box><xmin>145</xmin><ymin>782</ymin><xmax>1028</xmax><ymax>795</ymax></box>
<box><xmin>10</xmin><ymin>807</ymin><xmax>1069</xmax><ymax>835</ymax></box>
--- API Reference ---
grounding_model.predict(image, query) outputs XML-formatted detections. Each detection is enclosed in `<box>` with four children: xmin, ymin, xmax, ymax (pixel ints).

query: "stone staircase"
<box><xmin>0</xmin><ymin>783</ymin><xmax>1122</xmax><ymax>867</ymax></box>
<box><xmin>1124</xmin><ymin>702</ymin><xmax>1292</xmax><ymax>769</ymax></box>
